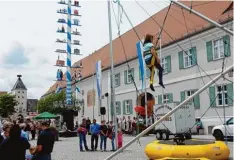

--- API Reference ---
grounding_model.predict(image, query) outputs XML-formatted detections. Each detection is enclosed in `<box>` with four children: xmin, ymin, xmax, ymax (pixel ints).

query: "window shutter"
<box><xmin>123</xmin><ymin>101</ymin><xmax>126</xmax><ymax>115</ymax></box>
<box><xmin>180</xmin><ymin>91</ymin><xmax>185</xmax><ymax>102</ymax></box>
<box><xmin>139</xmin><ymin>66</ymin><xmax>142</xmax><ymax>80</ymax></box>
<box><xmin>209</xmin><ymin>86</ymin><xmax>216</xmax><ymax>107</ymax></box>
<box><xmin>118</xmin><ymin>73</ymin><xmax>121</xmax><ymax>86</ymax></box>
<box><xmin>193</xmin><ymin>89</ymin><xmax>200</xmax><ymax>109</ymax></box>
<box><xmin>168</xmin><ymin>93</ymin><xmax>173</xmax><ymax>103</ymax></box>
<box><xmin>227</xmin><ymin>83</ymin><xmax>233</xmax><ymax>105</ymax></box>
<box><xmin>158</xmin><ymin>95</ymin><xmax>162</xmax><ymax>104</ymax></box>
<box><xmin>129</xmin><ymin>100</ymin><xmax>133</xmax><ymax>114</ymax></box>
<box><xmin>124</xmin><ymin>70</ymin><xmax>127</xmax><ymax>84</ymax></box>
<box><xmin>191</xmin><ymin>47</ymin><xmax>197</xmax><ymax>65</ymax></box>
<box><xmin>178</xmin><ymin>51</ymin><xmax>184</xmax><ymax>69</ymax></box>
<box><xmin>119</xmin><ymin>102</ymin><xmax>121</xmax><ymax>115</ymax></box>
<box><xmin>206</xmin><ymin>41</ymin><xmax>213</xmax><ymax>62</ymax></box>
<box><xmin>223</xmin><ymin>35</ymin><xmax>231</xmax><ymax>57</ymax></box>
<box><xmin>166</xmin><ymin>55</ymin><xmax>171</xmax><ymax>73</ymax></box>
<box><xmin>131</xmin><ymin>68</ymin><xmax>134</xmax><ymax>83</ymax></box>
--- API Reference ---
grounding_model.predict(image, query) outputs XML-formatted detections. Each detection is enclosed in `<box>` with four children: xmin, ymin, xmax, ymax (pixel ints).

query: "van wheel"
<box><xmin>155</xmin><ymin>131</ymin><xmax>162</xmax><ymax>140</ymax></box>
<box><xmin>214</xmin><ymin>130</ymin><xmax>224</xmax><ymax>141</ymax></box>
<box><xmin>162</xmin><ymin>131</ymin><xmax>169</xmax><ymax>140</ymax></box>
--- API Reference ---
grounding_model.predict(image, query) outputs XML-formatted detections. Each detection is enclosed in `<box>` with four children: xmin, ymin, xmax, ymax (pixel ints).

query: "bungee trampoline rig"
<box><xmin>105</xmin><ymin>0</ymin><xmax>233</xmax><ymax>160</ymax></box>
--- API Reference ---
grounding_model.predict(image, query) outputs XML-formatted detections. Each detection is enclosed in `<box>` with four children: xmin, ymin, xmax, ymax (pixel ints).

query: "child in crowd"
<box><xmin>117</xmin><ymin>128</ymin><xmax>123</xmax><ymax>149</ymax></box>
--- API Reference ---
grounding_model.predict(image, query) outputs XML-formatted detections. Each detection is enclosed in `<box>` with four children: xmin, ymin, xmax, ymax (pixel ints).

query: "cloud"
<box><xmin>2</xmin><ymin>42</ymin><xmax>29</xmax><ymax>68</ymax></box>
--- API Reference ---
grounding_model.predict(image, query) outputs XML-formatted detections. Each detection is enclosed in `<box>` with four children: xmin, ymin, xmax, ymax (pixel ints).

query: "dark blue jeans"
<box><xmin>79</xmin><ymin>133</ymin><xmax>89</xmax><ymax>151</ymax></box>
<box><xmin>100</xmin><ymin>135</ymin><xmax>107</xmax><ymax>150</ymax></box>
<box><xmin>32</xmin><ymin>154</ymin><xmax>51</xmax><ymax>160</ymax></box>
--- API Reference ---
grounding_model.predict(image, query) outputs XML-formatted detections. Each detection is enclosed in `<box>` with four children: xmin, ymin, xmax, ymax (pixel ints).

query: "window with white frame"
<box><xmin>185</xmin><ymin>90</ymin><xmax>195</xmax><ymax>103</ymax></box>
<box><xmin>216</xmin><ymin>85</ymin><xmax>228</xmax><ymax>106</ymax></box>
<box><xmin>127</xmin><ymin>69</ymin><xmax>133</xmax><ymax>84</ymax></box>
<box><xmin>114</xmin><ymin>73</ymin><xmax>120</xmax><ymax>87</ymax></box>
<box><xmin>183</xmin><ymin>50</ymin><xmax>193</xmax><ymax>68</ymax></box>
<box><xmin>161</xmin><ymin>57</ymin><xmax>168</xmax><ymax>73</ymax></box>
<box><xmin>213</xmin><ymin>38</ymin><xmax>224</xmax><ymax>60</ymax></box>
<box><xmin>115</xmin><ymin>101</ymin><xmax>121</xmax><ymax>115</ymax></box>
<box><xmin>163</xmin><ymin>94</ymin><xmax>169</xmax><ymax>103</ymax></box>
<box><xmin>125</xmin><ymin>100</ymin><xmax>131</xmax><ymax>114</ymax></box>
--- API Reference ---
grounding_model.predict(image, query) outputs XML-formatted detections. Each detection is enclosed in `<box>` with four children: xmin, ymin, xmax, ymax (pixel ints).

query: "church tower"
<box><xmin>11</xmin><ymin>75</ymin><xmax>27</xmax><ymax>117</ymax></box>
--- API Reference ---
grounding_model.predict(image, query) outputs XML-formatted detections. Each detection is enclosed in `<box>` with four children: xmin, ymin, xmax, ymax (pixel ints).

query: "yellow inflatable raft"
<box><xmin>145</xmin><ymin>140</ymin><xmax>230</xmax><ymax>160</ymax></box>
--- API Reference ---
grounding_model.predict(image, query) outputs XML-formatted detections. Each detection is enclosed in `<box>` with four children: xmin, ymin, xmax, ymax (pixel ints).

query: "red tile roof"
<box><xmin>43</xmin><ymin>1</ymin><xmax>233</xmax><ymax>97</ymax></box>
<box><xmin>0</xmin><ymin>91</ymin><xmax>7</xmax><ymax>95</ymax></box>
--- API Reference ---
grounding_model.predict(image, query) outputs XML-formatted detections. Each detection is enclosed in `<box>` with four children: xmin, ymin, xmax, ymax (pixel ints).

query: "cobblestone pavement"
<box><xmin>37</xmin><ymin>135</ymin><xmax>233</xmax><ymax>160</ymax></box>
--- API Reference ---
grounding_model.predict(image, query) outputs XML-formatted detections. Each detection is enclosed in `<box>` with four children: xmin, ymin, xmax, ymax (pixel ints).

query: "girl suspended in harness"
<box><xmin>143</xmin><ymin>34</ymin><xmax>165</xmax><ymax>91</ymax></box>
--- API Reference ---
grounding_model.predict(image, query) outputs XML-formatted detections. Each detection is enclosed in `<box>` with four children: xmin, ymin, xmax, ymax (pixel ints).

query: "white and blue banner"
<box><xmin>136</xmin><ymin>41</ymin><xmax>146</xmax><ymax>90</ymax></box>
<box><xmin>96</xmin><ymin>60</ymin><xmax>102</xmax><ymax>98</ymax></box>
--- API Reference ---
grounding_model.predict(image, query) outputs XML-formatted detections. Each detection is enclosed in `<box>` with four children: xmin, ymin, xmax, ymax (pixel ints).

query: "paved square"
<box><xmin>36</xmin><ymin>135</ymin><xmax>233</xmax><ymax>160</ymax></box>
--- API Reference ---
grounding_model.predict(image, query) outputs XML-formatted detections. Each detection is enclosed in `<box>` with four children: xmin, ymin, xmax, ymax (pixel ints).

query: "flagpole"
<box><xmin>107</xmin><ymin>0</ymin><xmax>118</xmax><ymax>149</ymax></box>
<box><xmin>92</xmin><ymin>60</ymin><xmax>95</xmax><ymax>120</ymax></box>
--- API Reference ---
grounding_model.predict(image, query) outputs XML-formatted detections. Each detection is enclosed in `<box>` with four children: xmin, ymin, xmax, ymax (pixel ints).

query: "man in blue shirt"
<box><xmin>90</xmin><ymin>119</ymin><xmax>100</xmax><ymax>151</ymax></box>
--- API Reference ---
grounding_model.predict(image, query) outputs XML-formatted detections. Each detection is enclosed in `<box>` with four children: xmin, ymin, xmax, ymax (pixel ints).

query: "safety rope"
<box><xmin>111</xmin><ymin>1</ymin><xmax>141</xmax><ymax>96</ymax></box>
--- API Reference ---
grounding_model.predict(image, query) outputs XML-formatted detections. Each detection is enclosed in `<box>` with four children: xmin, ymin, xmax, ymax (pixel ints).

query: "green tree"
<box><xmin>37</xmin><ymin>91</ymin><xmax>81</xmax><ymax>114</ymax></box>
<box><xmin>0</xmin><ymin>93</ymin><xmax>18</xmax><ymax>118</ymax></box>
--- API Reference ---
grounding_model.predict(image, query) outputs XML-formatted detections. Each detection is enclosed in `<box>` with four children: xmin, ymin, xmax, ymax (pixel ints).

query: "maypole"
<box><xmin>56</xmin><ymin>0</ymin><xmax>82</xmax><ymax>106</ymax></box>
<box><xmin>66</xmin><ymin>0</ymin><xmax>72</xmax><ymax>105</ymax></box>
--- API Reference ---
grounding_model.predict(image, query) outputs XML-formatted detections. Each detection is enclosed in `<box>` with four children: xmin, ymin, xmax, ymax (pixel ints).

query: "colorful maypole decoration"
<box><xmin>56</xmin><ymin>0</ymin><xmax>82</xmax><ymax>105</ymax></box>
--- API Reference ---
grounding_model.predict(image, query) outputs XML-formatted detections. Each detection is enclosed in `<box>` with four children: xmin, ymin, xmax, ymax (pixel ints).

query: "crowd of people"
<box><xmin>0</xmin><ymin>118</ymin><xmax>55</xmax><ymax>160</ymax></box>
<box><xmin>77</xmin><ymin>118</ymin><xmax>122</xmax><ymax>152</ymax></box>
<box><xmin>75</xmin><ymin>116</ymin><xmax>148</xmax><ymax>152</ymax></box>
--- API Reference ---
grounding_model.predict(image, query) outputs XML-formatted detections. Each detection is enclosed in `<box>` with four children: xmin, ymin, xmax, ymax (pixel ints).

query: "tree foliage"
<box><xmin>0</xmin><ymin>93</ymin><xmax>18</xmax><ymax>118</ymax></box>
<box><xmin>37</xmin><ymin>91</ymin><xmax>80</xmax><ymax>114</ymax></box>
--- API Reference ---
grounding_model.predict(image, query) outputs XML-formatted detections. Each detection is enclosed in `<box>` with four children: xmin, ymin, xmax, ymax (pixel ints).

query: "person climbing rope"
<box><xmin>143</xmin><ymin>34</ymin><xmax>165</xmax><ymax>91</ymax></box>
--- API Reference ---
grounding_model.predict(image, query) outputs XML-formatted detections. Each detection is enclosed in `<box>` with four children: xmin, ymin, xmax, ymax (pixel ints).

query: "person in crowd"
<box><xmin>20</xmin><ymin>123</ymin><xmax>28</xmax><ymax>139</ymax></box>
<box><xmin>108</xmin><ymin>121</ymin><xmax>116</xmax><ymax>151</ymax></box>
<box><xmin>25</xmin><ymin>120</ymin><xmax>31</xmax><ymax>140</ymax></box>
<box><xmin>32</xmin><ymin>121</ymin><xmax>55</xmax><ymax>160</ymax></box>
<box><xmin>132</xmin><ymin>117</ymin><xmax>137</xmax><ymax>135</ymax></box>
<box><xmin>126</xmin><ymin>116</ymin><xmax>132</xmax><ymax>134</ymax></box>
<box><xmin>62</xmin><ymin>122</ymin><xmax>68</xmax><ymax>132</ymax></box>
<box><xmin>117</xmin><ymin>128</ymin><xmax>123</xmax><ymax>149</ymax></box>
<box><xmin>122</xmin><ymin>116</ymin><xmax>127</xmax><ymax>133</ymax></box>
<box><xmin>31</xmin><ymin>122</ymin><xmax>36</xmax><ymax>140</ymax></box>
<box><xmin>100</xmin><ymin>120</ymin><xmax>108</xmax><ymax>152</ymax></box>
<box><xmin>86</xmin><ymin>117</ymin><xmax>91</xmax><ymax>134</ymax></box>
<box><xmin>90</xmin><ymin>119</ymin><xmax>100</xmax><ymax>151</ymax></box>
<box><xmin>0</xmin><ymin>125</ymin><xmax>30</xmax><ymax>160</ymax></box>
<box><xmin>1</xmin><ymin>122</ymin><xmax>12</xmax><ymax>139</ymax></box>
<box><xmin>196</xmin><ymin>119</ymin><xmax>203</xmax><ymax>135</ymax></box>
<box><xmin>77</xmin><ymin>118</ymin><xmax>89</xmax><ymax>152</ymax></box>
<box><xmin>74</xmin><ymin>121</ymin><xmax>79</xmax><ymax>130</ymax></box>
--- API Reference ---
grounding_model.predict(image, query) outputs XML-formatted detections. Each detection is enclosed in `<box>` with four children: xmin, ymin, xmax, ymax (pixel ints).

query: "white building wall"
<box><xmin>73</xmin><ymin>22</ymin><xmax>233</xmax><ymax>134</ymax></box>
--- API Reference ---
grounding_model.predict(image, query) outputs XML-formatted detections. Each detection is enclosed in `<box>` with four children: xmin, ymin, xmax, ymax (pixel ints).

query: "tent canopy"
<box><xmin>33</xmin><ymin>112</ymin><xmax>59</xmax><ymax>120</ymax></box>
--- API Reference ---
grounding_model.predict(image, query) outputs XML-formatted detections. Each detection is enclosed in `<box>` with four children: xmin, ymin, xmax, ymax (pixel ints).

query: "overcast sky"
<box><xmin>0</xmin><ymin>0</ymin><xmax>168</xmax><ymax>99</ymax></box>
